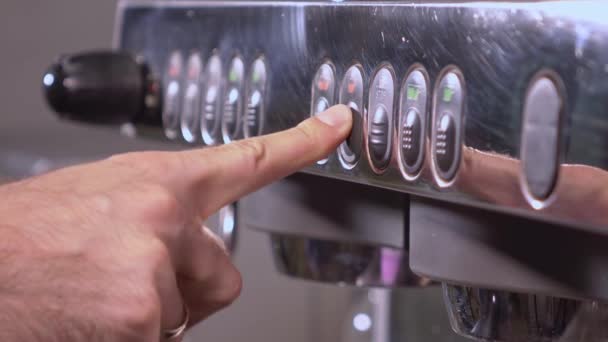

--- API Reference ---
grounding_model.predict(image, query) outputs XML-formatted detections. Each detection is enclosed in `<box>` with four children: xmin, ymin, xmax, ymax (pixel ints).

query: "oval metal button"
<box><xmin>432</xmin><ymin>68</ymin><xmax>464</xmax><ymax>185</ymax></box>
<box><xmin>521</xmin><ymin>75</ymin><xmax>563</xmax><ymax>202</ymax></box>
<box><xmin>367</xmin><ymin>65</ymin><xmax>396</xmax><ymax>172</ymax></box>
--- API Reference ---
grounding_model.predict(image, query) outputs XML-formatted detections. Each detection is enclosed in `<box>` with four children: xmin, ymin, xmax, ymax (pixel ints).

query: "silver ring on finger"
<box><xmin>163</xmin><ymin>305</ymin><xmax>189</xmax><ymax>342</ymax></box>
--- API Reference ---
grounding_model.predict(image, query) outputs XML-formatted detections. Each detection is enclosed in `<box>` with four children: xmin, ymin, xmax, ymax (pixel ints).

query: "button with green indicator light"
<box><xmin>407</xmin><ymin>84</ymin><xmax>421</xmax><ymax>101</ymax></box>
<box><xmin>442</xmin><ymin>87</ymin><xmax>455</xmax><ymax>103</ymax></box>
<box><xmin>432</xmin><ymin>67</ymin><xmax>465</xmax><ymax>185</ymax></box>
<box><xmin>251</xmin><ymin>70</ymin><xmax>261</xmax><ymax>83</ymax></box>
<box><xmin>338</xmin><ymin>64</ymin><xmax>364</xmax><ymax>169</ymax></box>
<box><xmin>222</xmin><ymin>56</ymin><xmax>245</xmax><ymax>143</ymax></box>
<box><xmin>228</xmin><ymin>69</ymin><xmax>238</xmax><ymax>82</ymax></box>
<box><xmin>398</xmin><ymin>67</ymin><xmax>429</xmax><ymax>179</ymax></box>
<box><xmin>244</xmin><ymin>56</ymin><xmax>268</xmax><ymax>139</ymax></box>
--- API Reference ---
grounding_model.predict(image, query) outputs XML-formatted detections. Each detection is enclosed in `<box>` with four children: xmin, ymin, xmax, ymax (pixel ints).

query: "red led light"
<box><xmin>347</xmin><ymin>81</ymin><xmax>356</xmax><ymax>94</ymax></box>
<box><xmin>169</xmin><ymin>66</ymin><xmax>180</xmax><ymax>78</ymax></box>
<box><xmin>318</xmin><ymin>79</ymin><xmax>329</xmax><ymax>91</ymax></box>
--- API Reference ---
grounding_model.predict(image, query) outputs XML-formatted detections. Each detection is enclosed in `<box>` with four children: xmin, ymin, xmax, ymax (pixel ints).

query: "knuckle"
<box><xmin>294</xmin><ymin>121</ymin><xmax>317</xmax><ymax>143</ymax></box>
<box><xmin>139</xmin><ymin>185</ymin><xmax>182</xmax><ymax>221</ymax></box>
<box><xmin>232</xmin><ymin>139</ymin><xmax>267</xmax><ymax>172</ymax></box>
<box><xmin>295</xmin><ymin>121</ymin><xmax>330</xmax><ymax>155</ymax></box>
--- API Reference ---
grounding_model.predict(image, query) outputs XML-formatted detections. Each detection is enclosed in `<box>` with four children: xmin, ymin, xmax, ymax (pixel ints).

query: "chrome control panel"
<box><xmin>115</xmin><ymin>1</ymin><xmax>608</xmax><ymax>231</ymax></box>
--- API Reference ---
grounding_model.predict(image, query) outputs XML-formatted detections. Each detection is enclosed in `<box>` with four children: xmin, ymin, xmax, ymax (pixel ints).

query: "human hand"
<box><xmin>0</xmin><ymin>105</ymin><xmax>352</xmax><ymax>342</ymax></box>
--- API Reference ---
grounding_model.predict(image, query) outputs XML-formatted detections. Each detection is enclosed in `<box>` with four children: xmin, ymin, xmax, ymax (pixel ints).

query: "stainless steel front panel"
<box><xmin>115</xmin><ymin>1</ymin><xmax>608</xmax><ymax>232</ymax></box>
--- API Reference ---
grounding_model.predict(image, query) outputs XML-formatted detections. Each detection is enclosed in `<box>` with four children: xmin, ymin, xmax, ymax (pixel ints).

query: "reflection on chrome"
<box><xmin>443</xmin><ymin>283</ymin><xmax>608</xmax><ymax>342</ymax></box>
<box><xmin>457</xmin><ymin>147</ymin><xmax>608</xmax><ymax>226</ymax></box>
<box><xmin>270</xmin><ymin>234</ymin><xmax>432</xmax><ymax>288</ymax></box>
<box><xmin>206</xmin><ymin>203</ymin><xmax>238</xmax><ymax>255</ymax></box>
<box><xmin>218</xmin><ymin>203</ymin><xmax>237</xmax><ymax>253</ymax></box>
<box><xmin>353</xmin><ymin>312</ymin><xmax>373</xmax><ymax>332</ymax></box>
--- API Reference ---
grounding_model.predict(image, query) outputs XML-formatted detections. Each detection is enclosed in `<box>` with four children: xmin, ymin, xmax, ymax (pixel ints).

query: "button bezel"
<box><xmin>397</xmin><ymin>64</ymin><xmax>430</xmax><ymax>181</ymax></box>
<box><xmin>519</xmin><ymin>69</ymin><xmax>566</xmax><ymax>210</ymax></box>
<box><xmin>221</xmin><ymin>53</ymin><xmax>246</xmax><ymax>144</ymax></box>
<box><xmin>430</xmin><ymin>65</ymin><xmax>466</xmax><ymax>188</ymax></box>
<box><xmin>365</xmin><ymin>62</ymin><xmax>397</xmax><ymax>175</ymax></box>
<box><xmin>243</xmin><ymin>54</ymin><xmax>269</xmax><ymax>139</ymax></box>
<box><xmin>338</xmin><ymin>63</ymin><xmax>365</xmax><ymax>170</ymax></box>
<box><xmin>311</xmin><ymin>59</ymin><xmax>337</xmax><ymax>166</ymax></box>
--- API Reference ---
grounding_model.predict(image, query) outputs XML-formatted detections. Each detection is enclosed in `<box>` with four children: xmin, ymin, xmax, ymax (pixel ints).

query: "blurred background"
<box><xmin>0</xmin><ymin>1</ymin><xmax>464</xmax><ymax>341</ymax></box>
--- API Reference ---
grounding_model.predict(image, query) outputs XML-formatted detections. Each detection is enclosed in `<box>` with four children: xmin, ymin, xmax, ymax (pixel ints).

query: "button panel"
<box><xmin>180</xmin><ymin>52</ymin><xmax>203</xmax><ymax>143</ymax></box>
<box><xmin>116</xmin><ymin>3</ymin><xmax>608</xmax><ymax>230</ymax></box>
<box><xmin>311</xmin><ymin>62</ymin><xmax>337</xmax><ymax>165</ymax></box>
<box><xmin>201</xmin><ymin>54</ymin><xmax>223</xmax><ymax>146</ymax></box>
<box><xmin>398</xmin><ymin>67</ymin><xmax>429</xmax><ymax>179</ymax></box>
<box><xmin>521</xmin><ymin>73</ymin><xmax>563</xmax><ymax>205</ymax></box>
<box><xmin>244</xmin><ymin>56</ymin><xmax>268</xmax><ymax>138</ymax></box>
<box><xmin>338</xmin><ymin>64</ymin><xmax>365</xmax><ymax>169</ymax></box>
<box><xmin>222</xmin><ymin>55</ymin><xmax>245</xmax><ymax>143</ymax></box>
<box><xmin>432</xmin><ymin>67</ymin><xmax>465</xmax><ymax>185</ymax></box>
<box><xmin>367</xmin><ymin>65</ymin><xmax>396</xmax><ymax>172</ymax></box>
<box><xmin>162</xmin><ymin>51</ymin><xmax>183</xmax><ymax>140</ymax></box>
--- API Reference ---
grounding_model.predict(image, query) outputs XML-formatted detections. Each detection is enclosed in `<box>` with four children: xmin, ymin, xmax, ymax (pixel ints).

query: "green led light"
<box><xmin>252</xmin><ymin>70</ymin><xmax>260</xmax><ymax>83</ymax></box>
<box><xmin>407</xmin><ymin>85</ymin><xmax>420</xmax><ymax>101</ymax></box>
<box><xmin>442</xmin><ymin>87</ymin><xmax>455</xmax><ymax>103</ymax></box>
<box><xmin>229</xmin><ymin>70</ymin><xmax>238</xmax><ymax>82</ymax></box>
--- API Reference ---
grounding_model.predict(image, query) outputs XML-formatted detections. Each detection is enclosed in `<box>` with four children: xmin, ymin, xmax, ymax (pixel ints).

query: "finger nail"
<box><xmin>316</xmin><ymin>105</ymin><xmax>352</xmax><ymax>127</ymax></box>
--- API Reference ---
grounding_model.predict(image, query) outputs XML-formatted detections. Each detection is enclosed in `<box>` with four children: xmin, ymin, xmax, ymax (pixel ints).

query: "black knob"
<box><xmin>42</xmin><ymin>51</ymin><xmax>161</xmax><ymax>125</ymax></box>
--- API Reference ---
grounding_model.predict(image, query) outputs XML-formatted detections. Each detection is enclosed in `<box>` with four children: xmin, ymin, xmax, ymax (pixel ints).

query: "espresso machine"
<box><xmin>41</xmin><ymin>1</ymin><xmax>608</xmax><ymax>340</ymax></box>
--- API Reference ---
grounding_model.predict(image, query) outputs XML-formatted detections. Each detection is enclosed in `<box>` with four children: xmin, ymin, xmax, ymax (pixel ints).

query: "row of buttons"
<box><xmin>162</xmin><ymin>51</ymin><xmax>268</xmax><ymax>145</ymax></box>
<box><xmin>311</xmin><ymin>61</ymin><xmax>566</xmax><ymax>206</ymax></box>
<box><xmin>311</xmin><ymin>61</ymin><xmax>464</xmax><ymax>185</ymax></box>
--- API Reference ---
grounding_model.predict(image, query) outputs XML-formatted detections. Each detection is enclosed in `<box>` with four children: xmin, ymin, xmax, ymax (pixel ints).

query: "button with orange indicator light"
<box><xmin>311</xmin><ymin>61</ymin><xmax>337</xmax><ymax>165</ymax></box>
<box><xmin>244</xmin><ymin>56</ymin><xmax>268</xmax><ymax>139</ymax></box>
<box><xmin>222</xmin><ymin>55</ymin><xmax>245</xmax><ymax>144</ymax></box>
<box><xmin>162</xmin><ymin>51</ymin><xmax>184</xmax><ymax>140</ymax></box>
<box><xmin>338</xmin><ymin>64</ymin><xmax>364</xmax><ymax>169</ymax></box>
<box><xmin>180</xmin><ymin>52</ymin><xmax>203</xmax><ymax>144</ymax></box>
